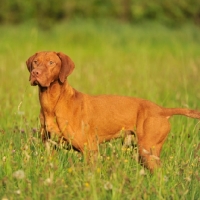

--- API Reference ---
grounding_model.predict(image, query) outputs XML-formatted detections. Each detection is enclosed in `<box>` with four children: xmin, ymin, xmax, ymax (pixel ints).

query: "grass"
<box><xmin>0</xmin><ymin>19</ymin><xmax>200</xmax><ymax>199</ymax></box>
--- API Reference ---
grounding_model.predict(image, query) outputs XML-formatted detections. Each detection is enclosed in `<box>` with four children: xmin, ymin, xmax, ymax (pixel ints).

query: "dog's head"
<box><xmin>26</xmin><ymin>51</ymin><xmax>75</xmax><ymax>87</ymax></box>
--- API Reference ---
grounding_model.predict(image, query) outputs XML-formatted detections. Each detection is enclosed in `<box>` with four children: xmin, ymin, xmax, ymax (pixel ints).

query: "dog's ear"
<box><xmin>26</xmin><ymin>53</ymin><xmax>37</xmax><ymax>81</ymax></box>
<box><xmin>57</xmin><ymin>52</ymin><xmax>75</xmax><ymax>83</ymax></box>
<box><xmin>26</xmin><ymin>53</ymin><xmax>37</xmax><ymax>72</ymax></box>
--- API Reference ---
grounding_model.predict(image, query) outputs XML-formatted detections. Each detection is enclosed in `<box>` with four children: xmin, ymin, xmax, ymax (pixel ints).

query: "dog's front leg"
<box><xmin>40</xmin><ymin>110</ymin><xmax>62</xmax><ymax>147</ymax></box>
<box><xmin>39</xmin><ymin>109</ymin><xmax>48</xmax><ymax>142</ymax></box>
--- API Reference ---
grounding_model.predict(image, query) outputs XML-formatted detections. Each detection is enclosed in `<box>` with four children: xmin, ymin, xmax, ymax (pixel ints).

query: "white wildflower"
<box><xmin>44</xmin><ymin>178</ymin><xmax>52</xmax><ymax>185</ymax></box>
<box><xmin>104</xmin><ymin>181</ymin><xmax>113</xmax><ymax>190</ymax></box>
<box><xmin>2</xmin><ymin>156</ymin><xmax>6</xmax><ymax>162</ymax></box>
<box><xmin>14</xmin><ymin>190</ymin><xmax>21</xmax><ymax>195</ymax></box>
<box><xmin>163</xmin><ymin>175</ymin><xmax>168</xmax><ymax>182</ymax></box>
<box><xmin>2</xmin><ymin>197</ymin><xmax>9</xmax><ymax>200</ymax></box>
<box><xmin>139</xmin><ymin>168</ymin><xmax>146</xmax><ymax>176</ymax></box>
<box><xmin>13</xmin><ymin>170</ymin><xmax>25</xmax><ymax>180</ymax></box>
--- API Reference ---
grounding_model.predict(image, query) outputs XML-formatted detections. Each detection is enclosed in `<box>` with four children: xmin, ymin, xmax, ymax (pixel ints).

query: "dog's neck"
<box><xmin>38</xmin><ymin>79</ymin><xmax>75</xmax><ymax>113</ymax></box>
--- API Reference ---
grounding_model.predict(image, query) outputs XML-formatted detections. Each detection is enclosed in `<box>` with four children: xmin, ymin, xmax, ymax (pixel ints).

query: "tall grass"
<box><xmin>0</xmin><ymin>20</ymin><xmax>200</xmax><ymax>199</ymax></box>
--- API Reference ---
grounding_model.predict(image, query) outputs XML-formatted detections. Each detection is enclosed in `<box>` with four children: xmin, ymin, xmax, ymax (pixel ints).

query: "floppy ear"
<box><xmin>26</xmin><ymin>53</ymin><xmax>37</xmax><ymax>81</ymax></box>
<box><xmin>26</xmin><ymin>53</ymin><xmax>37</xmax><ymax>72</ymax></box>
<box><xmin>57</xmin><ymin>52</ymin><xmax>75</xmax><ymax>83</ymax></box>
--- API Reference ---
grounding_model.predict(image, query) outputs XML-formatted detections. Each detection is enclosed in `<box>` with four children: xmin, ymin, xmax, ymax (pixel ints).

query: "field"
<box><xmin>0</xmin><ymin>19</ymin><xmax>200</xmax><ymax>199</ymax></box>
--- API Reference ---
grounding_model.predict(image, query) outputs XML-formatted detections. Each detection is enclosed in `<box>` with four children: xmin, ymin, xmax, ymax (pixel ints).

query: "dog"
<box><xmin>26</xmin><ymin>51</ymin><xmax>200</xmax><ymax>172</ymax></box>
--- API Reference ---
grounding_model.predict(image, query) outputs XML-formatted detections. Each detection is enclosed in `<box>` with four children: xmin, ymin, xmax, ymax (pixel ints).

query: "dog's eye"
<box><xmin>33</xmin><ymin>60</ymin><xmax>37</xmax><ymax>64</ymax></box>
<box><xmin>49</xmin><ymin>61</ymin><xmax>54</xmax><ymax>65</ymax></box>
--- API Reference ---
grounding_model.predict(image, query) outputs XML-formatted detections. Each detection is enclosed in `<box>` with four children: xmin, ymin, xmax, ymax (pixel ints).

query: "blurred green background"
<box><xmin>1</xmin><ymin>0</ymin><xmax>200</xmax><ymax>28</ymax></box>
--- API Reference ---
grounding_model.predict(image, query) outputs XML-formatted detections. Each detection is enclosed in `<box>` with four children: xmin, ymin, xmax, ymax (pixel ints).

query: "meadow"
<box><xmin>0</xmin><ymin>19</ymin><xmax>200</xmax><ymax>199</ymax></box>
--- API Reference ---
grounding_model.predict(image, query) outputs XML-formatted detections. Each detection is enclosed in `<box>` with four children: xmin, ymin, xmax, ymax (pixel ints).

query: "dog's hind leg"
<box><xmin>138</xmin><ymin>117</ymin><xmax>171</xmax><ymax>172</ymax></box>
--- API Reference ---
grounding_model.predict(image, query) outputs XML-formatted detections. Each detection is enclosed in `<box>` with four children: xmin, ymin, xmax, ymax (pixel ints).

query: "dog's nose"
<box><xmin>32</xmin><ymin>69</ymin><xmax>41</xmax><ymax>76</ymax></box>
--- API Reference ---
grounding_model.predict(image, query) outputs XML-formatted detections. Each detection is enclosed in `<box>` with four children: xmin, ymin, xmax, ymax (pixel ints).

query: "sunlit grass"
<box><xmin>0</xmin><ymin>19</ymin><xmax>200</xmax><ymax>199</ymax></box>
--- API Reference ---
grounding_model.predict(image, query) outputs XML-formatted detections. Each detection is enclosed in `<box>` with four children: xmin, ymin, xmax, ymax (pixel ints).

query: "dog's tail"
<box><xmin>161</xmin><ymin>108</ymin><xmax>200</xmax><ymax>119</ymax></box>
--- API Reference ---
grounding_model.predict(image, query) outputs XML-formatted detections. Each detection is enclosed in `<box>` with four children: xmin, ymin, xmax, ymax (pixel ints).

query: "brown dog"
<box><xmin>26</xmin><ymin>51</ymin><xmax>200</xmax><ymax>172</ymax></box>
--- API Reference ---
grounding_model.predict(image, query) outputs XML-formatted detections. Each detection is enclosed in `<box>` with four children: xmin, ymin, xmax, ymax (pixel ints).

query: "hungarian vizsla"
<box><xmin>26</xmin><ymin>51</ymin><xmax>200</xmax><ymax>172</ymax></box>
